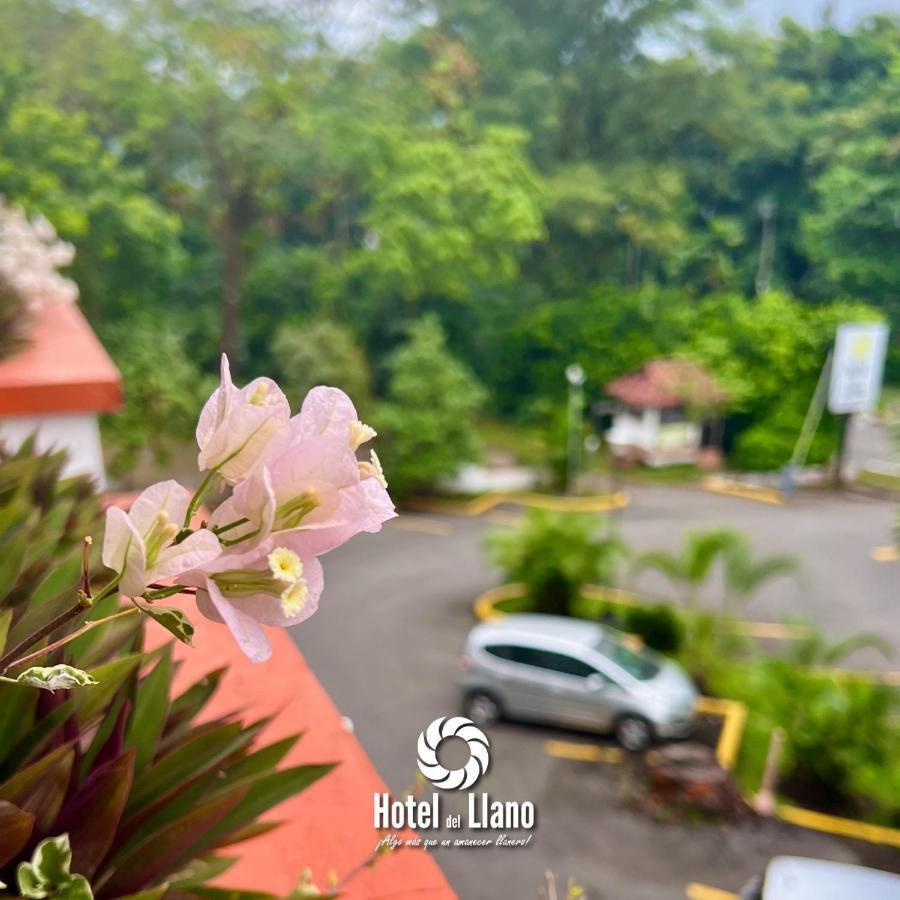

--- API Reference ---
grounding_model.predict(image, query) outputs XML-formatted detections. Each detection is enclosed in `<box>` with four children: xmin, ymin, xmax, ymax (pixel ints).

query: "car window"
<box><xmin>484</xmin><ymin>644</ymin><xmax>516</xmax><ymax>661</ymax></box>
<box><xmin>485</xmin><ymin>644</ymin><xmax>599</xmax><ymax>678</ymax></box>
<box><xmin>596</xmin><ymin>635</ymin><xmax>660</xmax><ymax>681</ymax></box>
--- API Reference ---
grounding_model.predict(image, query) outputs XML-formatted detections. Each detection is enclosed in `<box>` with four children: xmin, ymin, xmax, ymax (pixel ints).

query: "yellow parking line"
<box><xmin>544</xmin><ymin>740</ymin><xmax>623</xmax><ymax>764</ymax></box>
<box><xmin>702</xmin><ymin>476</ymin><xmax>784</xmax><ymax>506</ymax></box>
<box><xmin>409</xmin><ymin>490</ymin><xmax>630</xmax><ymax>517</ymax></box>
<box><xmin>872</xmin><ymin>545</ymin><xmax>899</xmax><ymax>562</ymax></box>
<box><xmin>694</xmin><ymin>697</ymin><xmax>747</xmax><ymax>771</ymax></box>
<box><xmin>685</xmin><ymin>884</ymin><xmax>738</xmax><ymax>900</ymax></box>
<box><xmin>388</xmin><ymin>516</ymin><xmax>452</xmax><ymax>536</ymax></box>
<box><xmin>776</xmin><ymin>803</ymin><xmax>900</xmax><ymax>848</ymax></box>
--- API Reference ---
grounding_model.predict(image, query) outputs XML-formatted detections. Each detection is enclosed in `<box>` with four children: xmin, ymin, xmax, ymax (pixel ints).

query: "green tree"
<box><xmin>376</xmin><ymin>315</ymin><xmax>485</xmax><ymax>497</ymax></box>
<box><xmin>101</xmin><ymin>313</ymin><xmax>213</xmax><ymax>479</ymax></box>
<box><xmin>272</xmin><ymin>319</ymin><xmax>371</xmax><ymax>410</ymax></box>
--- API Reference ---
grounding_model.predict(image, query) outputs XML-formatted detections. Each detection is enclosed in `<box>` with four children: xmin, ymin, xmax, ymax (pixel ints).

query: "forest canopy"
<box><xmin>0</xmin><ymin>0</ymin><xmax>896</xmax><ymax>475</ymax></box>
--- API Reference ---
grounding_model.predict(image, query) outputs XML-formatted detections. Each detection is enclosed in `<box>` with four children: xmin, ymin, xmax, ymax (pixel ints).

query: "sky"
<box><xmin>739</xmin><ymin>0</ymin><xmax>900</xmax><ymax>31</ymax></box>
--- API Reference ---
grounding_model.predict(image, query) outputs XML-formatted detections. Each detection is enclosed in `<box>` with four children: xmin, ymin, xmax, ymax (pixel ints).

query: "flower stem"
<box><xmin>2</xmin><ymin>608</ymin><xmax>139</xmax><ymax>673</ymax></box>
<box><xmin>184</xmin><ymin>469</ymin><xmax>220</xmax><ymax>528</ymax></box>
<box><xmin>0</xmin><ymin>602</ymin><xmax>86</xmax><ymax>674</ymax></box>
<box><xmin>0</xmin><ymin>576</ymin><xmax>121</xmax><ymax>675</ymax></box>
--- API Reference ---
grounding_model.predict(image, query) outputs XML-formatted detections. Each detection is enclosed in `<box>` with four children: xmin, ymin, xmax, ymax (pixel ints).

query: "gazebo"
<box><xmin>603</xmin><ymin>358</ymin><xmax>725</xmax><ymax>467</ymax></box>
<box><xmin>0</xmin><ymin>303</ymin><xmax>121</xmax><ymax>487</ymax></box>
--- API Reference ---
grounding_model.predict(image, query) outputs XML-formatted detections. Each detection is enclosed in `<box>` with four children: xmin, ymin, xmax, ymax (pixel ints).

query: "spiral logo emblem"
<box><xmin>417</xmin><ymin>716</ymin><xmax>491</xmax><ymax>790</ymax></box>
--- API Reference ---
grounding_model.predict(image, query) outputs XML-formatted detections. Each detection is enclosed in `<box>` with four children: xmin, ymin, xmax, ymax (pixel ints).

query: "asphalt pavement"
<box><xmin>291</xmin><ymin>484</ymin><xmax>900</xmax><ymax>899</ymax></box>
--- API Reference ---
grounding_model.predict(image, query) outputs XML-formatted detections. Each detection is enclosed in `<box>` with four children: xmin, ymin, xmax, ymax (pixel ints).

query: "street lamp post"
<box><xmin>565</xmin><ymin>363</ymin><xmax>586</xmax><ymax>494</ymax></box>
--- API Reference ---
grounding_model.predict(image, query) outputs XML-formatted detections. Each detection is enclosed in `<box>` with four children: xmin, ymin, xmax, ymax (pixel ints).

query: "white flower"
<box><xmin>102</xmin><ymin>480</ymin><xmax>221</xmax><ymax>597</ymax></box>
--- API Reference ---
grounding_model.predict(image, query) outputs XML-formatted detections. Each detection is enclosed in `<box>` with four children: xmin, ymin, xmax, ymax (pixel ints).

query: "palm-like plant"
<box><xmin>631</xmin><ymin>528</ymin><xmax>738</xmax><ymax>609</ymax></box>
<box><xmin>721</xmin><ymin>533</ymin><xmax>798</xmax><ymax>618</ymax></box>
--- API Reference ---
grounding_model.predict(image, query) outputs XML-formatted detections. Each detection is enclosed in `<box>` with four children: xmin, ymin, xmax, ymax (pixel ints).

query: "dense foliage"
<box><xmin>0</xmin><ymin>0</ymin><xmax>896</xmax><ymax>475</ymax></box>
<box><xmin>487</xmin><ymin>510</ymin><xmax>627</xmax><ymax>615</ymax></box>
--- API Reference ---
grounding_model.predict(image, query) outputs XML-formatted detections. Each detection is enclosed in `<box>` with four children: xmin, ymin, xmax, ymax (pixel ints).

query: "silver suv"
<box><xmin>458</xmin><ymin>613</ymin><xmax>697</xmax><ymax>751</ymax></box>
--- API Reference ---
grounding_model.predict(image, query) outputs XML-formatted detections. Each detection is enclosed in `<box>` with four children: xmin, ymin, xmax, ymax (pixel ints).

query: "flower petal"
<box><xmin>294</xmin><ymin>386</ymin><xmax>358</xmax><ymax>441</ymax></box>
<box><xmin>102</xmin><ymin>507</ymin><xmax>148</xmax><ymax>597</ymax></box>
<box><xmin>202</xmin><ymin>580</ymin><xmax>273</xmax><ymax>663</ymax></box>
<box><xmin>153</xmin><ymin>528</ymin><xmax>222</xmax><ymax>582</ymax></box>
<box><xmin>127</xmin><ymin>480</ymin><xmax>191</xmax><ymax>536</ymax></box>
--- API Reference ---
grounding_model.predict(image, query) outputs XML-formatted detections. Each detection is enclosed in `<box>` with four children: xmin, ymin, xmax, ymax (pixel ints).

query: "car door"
<box><xmin>528</xmin><ymin>650</ymin><xmax>621</xmax><ymax>729</ymax></box>
<box><xmin>479</xmin><ymin>644</ymin><xmax>554</xmax><ymax>718</ymax></box>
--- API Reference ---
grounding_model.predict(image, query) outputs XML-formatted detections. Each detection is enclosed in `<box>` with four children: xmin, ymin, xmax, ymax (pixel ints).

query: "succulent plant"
<box><xmin>0</xmin><ymin>444</ymin><xmax>333</xmax><ymax>898</ymax></box>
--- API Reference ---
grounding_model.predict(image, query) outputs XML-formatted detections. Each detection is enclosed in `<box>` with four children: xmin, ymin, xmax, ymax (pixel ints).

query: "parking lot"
<box><xmin>292</xmin><ymin>485</ymin><xmax>899</xmax><ymax>898</ymax></box>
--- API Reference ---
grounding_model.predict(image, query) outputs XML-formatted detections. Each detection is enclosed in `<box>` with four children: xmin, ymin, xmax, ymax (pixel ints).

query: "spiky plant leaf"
<box><xmin>0</xmin><ymin>802</ymin><xmax>33</xmax><ymax>868</ymax></box>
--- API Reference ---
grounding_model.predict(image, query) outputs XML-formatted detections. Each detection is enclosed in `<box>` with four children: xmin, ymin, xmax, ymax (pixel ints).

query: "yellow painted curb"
<box><xmin>409</xmin><ymin>490</ymin><xmax>630</xmax><ymax>518</ymax></box>
<box><xmin>685</xmin><ymin>884</ymin><xmax>738</xmax><ymax>900</ymax></box>
<box><xmin>474</xmin><ymin>583</ymin><xmax>812</xmax><ymax>643</ymax></box>
<box><xmin>544</xmin><ymin>740</ymin><xmax>623</xmax><ymax>764</ymax></box>
<box><xmin>730</xmin><ymin>620</ymin><xmax>813</xmax><ymax>640</ymax></box>
<box><xmin>872</xmin><ymin>544</ymin><xmax>899</xmax><ymax>562</ymax></box>
<box><xmin>388</xmin><ymin>515</ymin><xmax>453</xmax><ymax>536</ymax></box>
<box><xmin>775</xmin><ymin>803</ymin><xmax>900</xmax><ymax>848</ymax></box>
<box><xmin>694</xmin><ymin>696</ymin><xmax>747</xmax><ymax>771</ymax></box>
<box><xmin>702</xmin><ymin>476</ymin><xmax>784</xmax><ymax>506</ymax></box>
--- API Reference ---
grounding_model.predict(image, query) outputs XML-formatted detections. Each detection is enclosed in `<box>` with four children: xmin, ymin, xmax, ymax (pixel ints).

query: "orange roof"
<box><xmin>607</xmin><ymin>358</ymin><xmax>725</xmax><ymax>409</ymax></box>
<box><xmin>0</xmin><ymin>304</ymin><xmax>121</xmax><ymax>416</ymax></box>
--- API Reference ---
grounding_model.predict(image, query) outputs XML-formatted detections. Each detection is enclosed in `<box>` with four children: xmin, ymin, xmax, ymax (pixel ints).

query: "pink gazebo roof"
<box><xmin>607</xmin><ymin>358</ymin><xmax>725</xmax><ymax>410</ymax></box>
<box><xmin>0</xmin><ymin>304</ymin><xmax>121</xmax><ymax>416</ymax></box>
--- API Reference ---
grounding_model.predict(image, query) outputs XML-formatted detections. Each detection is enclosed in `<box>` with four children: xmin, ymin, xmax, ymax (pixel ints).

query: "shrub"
<box><xmin>710</xmin><ymin>657</ymin><xmax>900</xmax><ymax>823</ymax></box>
<box><xmin>622</xmin><ymin>604</ymin><xmax>683</xmax><ymax>654</ymax></box>
<box><xmin>486</xmin><ymin>510</ymin><xmax>628</xmax><ymax>616</ymax></box>
<box><xmin>0</xmin><ymin>446</ymin><xmax>332</xmax><ymax>896</ymax></box>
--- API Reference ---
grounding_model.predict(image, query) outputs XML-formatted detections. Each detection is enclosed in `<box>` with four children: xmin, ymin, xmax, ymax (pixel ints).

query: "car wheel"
<box><xmin>465</xmin><ymin>692</ymin><xmax>502</xmax><ymax>727</ymax></box>
<box><xmin>615</xmin><ymin>715</ymin><xmax>653</xmax><ymax>752</ymax></box>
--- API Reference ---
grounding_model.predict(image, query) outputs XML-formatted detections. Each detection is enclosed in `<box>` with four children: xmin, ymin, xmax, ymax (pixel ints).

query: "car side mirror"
<box><xmin>586</xmin><ymin>673</ymin><xmax>606</xmax><ymax>692</ymax></box>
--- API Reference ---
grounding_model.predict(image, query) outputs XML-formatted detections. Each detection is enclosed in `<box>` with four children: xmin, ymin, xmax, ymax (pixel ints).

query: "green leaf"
<box><xmin>54</xmin><ymin>874</ymin><xmax>93</xmax><ymax>900</ymax></box>
<box><xmin>54</xmin><ymin>751</ymin><xmax>135</xmax><ymax>880</ymax></box>
<box><xmin>16</xmin><ymin>835</ymin><xmax>93</xmax><ymax>900</ymax></box>
<box><xmin>163</xmin><ymin>668</ymin><xmax>225</xmax><ymax>738</ymax></box>
<box><xmin>137</xmin><ymin>604</ymin><xmax>194</xmax><ymax>646</ymax></box>
<box><xmin>126</xmin><ymin>647</ymin><xmax>172</xmax><ymax>771</ymax></box>
<box><xmin>17</xmin><ymin>665</ymin><xmax>97</xmax><ymax>692</ymax></box>
<box><xmin>0</xmin><ymin>743</ymin><xmax>74</xmax><ymax>835</ymax></box>
<box><xmin>126</xmin><ymin>723</ymin><xmax>297</xmax><ymax>846</ymax></box>
<box><xmin>29</xmin><ymin>834</ymin><xmax>73</xmax><ymax>885</ymax></box>
<box><xmin>100</xmin><ymin>787</ymin><xmax>250</xmax><ymax>897</ymax></box>
<box><xmin>0</xmin><ymin>685</ymin><xmax>38</xmax><ymax>767</ymax></box>
<box><xmin>0</xmin><ymin>608</ymin><xmax>12</xmax><ymax>656</ymax></box>
<box><xmin>186</xmin><ymin>889</ymin><xmax>281</xmax><ymax>900</ymax></box>
<box><xmin>168</xmin><ymin>855</ymin><xmax>237</xmax><ymax>889</ymax></box>
<box><xmin>126</xmin><ymin>722</ymin><xmax>251</xmax><ymax>813</ymax></box>
<box><xmin>0</xmin><ymin>800</ymin><xmax>34</xmax><ymax>868</ymax></box>
<box><xmin>76</xmin><ymin>654</ymin><xmax>143</xmax><ymax>726</ymax></box>
<box><xmin>108</xmin><ymin>887</ymin><xmax>168</xmax><ymax>900</ymax></box>
<box><xmin>193</xmin><ymin>764</ymin><xmax>335</xmax><ymax>853</ymax></box>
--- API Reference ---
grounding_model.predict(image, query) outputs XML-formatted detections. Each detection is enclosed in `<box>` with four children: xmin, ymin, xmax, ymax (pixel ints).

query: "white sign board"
<box><xmin>828</xmin><ymin>322</ymin><xmax>889</xmax><ymax>414</ymax></box>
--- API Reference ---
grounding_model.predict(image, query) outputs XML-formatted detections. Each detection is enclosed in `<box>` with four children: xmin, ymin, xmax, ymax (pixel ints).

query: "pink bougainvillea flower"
<box><xmin>208</xmin><ymin>386</ymin><xmax>395</xmax><ymax>553</ymax></box>
<box><xmin>102</xmin><ymin>480</ymin><xmax>221</xmax><ymax>598</ymax></box>
<box><xmin>184</xmin><ymin>541</ymin><xmax>324</xmax><ymax>662</ymax></box>
<box><xmin>196</xmin><ymin>354</ymin><xmax>290</xmax><ymax>484</ymax></box>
